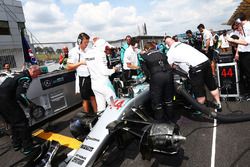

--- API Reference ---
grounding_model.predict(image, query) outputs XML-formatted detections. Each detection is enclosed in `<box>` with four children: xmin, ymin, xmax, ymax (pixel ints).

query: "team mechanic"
<box><xmin>0</xmin><ymin>65</ymin><xmax>41</xmax><ymax>154</ymax></box>
<box><xmin>140</xmin><ymin>42</ymin><xmax>174</xmax><ymax>122</ymax></box>
<box><xmin>165</xmin><ymin>36</ymin><xmax>222</xmax><ymax>112</ymax></box>
<box><xmin>84</xmin><ymin>38</ymin><xmax>119</xmax><ymax>113</ymax></box>
<box><xmin>67</xmin><ymin>32</ymin><xmax>97</xmax><ymax>113</ymax></box>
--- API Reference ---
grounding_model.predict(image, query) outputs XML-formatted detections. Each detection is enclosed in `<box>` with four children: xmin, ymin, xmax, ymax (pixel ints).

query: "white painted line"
<box><xmin>210</xmin><ymin>118</ymin><xmax>217</xmax><ymax>167</ymax></box>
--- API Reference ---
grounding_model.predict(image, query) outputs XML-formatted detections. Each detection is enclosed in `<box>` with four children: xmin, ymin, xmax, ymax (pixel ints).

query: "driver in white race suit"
<box><xmin>84</xmin><ymin>38</ymin><xmax>119</xmax><ymax>113</ymax></box>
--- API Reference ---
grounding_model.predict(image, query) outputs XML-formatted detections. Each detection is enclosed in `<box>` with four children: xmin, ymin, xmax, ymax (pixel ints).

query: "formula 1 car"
<box><xmin>62</xmin><ymin>74</ymin><xmax>186</xmax><ymax>167</ymax></box>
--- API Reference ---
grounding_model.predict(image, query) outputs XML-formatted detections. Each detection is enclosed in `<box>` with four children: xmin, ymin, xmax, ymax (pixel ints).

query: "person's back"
<box><xmin>0</xmin><ymin>65</ymin><xmax>40</xmax><ymax>98</ymax></box>
<box><xmin>141</xmin><ymin>50</ymin><xmax>170</xmax><ymax>76</ymax></box>
<box><xmin>140</xmin><ymin>42</ymin><xmax>174</xmax><ymax>121</ymax></box>
<box><xmin>85</xmin><ymin>45</ymin><xmax>114</xmax><ymax>82</ymax></box>
<box><xmin>0</xmin><ymin>70</ymin><xmax>31</xmax><ymax>99</ymax></box>
<box><xmin>0</xmin><ymin>65</ymin><xmax>41</xmax><ymax>155</ymax></box>
<box><xmin>165</xmin><ymin>36</ymin><xmax>221</xmax><ymax>112</ymax></box>
<box><xmin>167</xmin><ymin>42</ymin><xmax>208</xmax><ymax>73</ymax></box>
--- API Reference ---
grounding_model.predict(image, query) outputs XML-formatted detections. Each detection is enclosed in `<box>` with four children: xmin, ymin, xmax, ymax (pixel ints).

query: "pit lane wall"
<box><xmin>26</xmin><ymin>69</ymin><xmax>81</xmax><ymax>126</ymax></box>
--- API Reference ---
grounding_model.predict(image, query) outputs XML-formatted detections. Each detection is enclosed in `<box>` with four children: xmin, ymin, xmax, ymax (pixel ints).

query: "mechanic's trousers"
<box><xmin>0</xmin><ymin>97</ymin><xmax>33</xmax><ymax>149</ymax></box>
<box><xmin>150</xmin><ymin>71</ymin><xmax>174</xmax><ymax>121</ymax></box>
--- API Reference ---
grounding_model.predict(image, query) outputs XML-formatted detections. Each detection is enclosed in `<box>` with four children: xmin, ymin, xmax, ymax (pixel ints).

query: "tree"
<box><xmin>35</xmin><ymin>46</ymin><xmax>43</xmax><ymax>53</ymax></box>
<box><xmin>48</xmin><ymin>47</ymin><xmax>55</xmax><ymax>54</ymax></box>
<box><xmin>56</xmin><ymin>49</ymin><xmax>62</xmax><ymax>54</ymax></box>
<box><xmin>43</xmin><ymin>47</ymin><xmax>50</xmax><ymax>54</ymax></box>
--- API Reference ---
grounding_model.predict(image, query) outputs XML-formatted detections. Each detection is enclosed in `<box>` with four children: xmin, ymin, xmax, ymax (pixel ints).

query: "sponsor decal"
<box><xmin>85</xmin><ymin>57</ymin><xmax>95</xmax><ymax>61</ymax></box>
<box><xmin>81</xmin><ymin>144</ymin><xmax>94</xmax><ymax>152</ymax></box>
<box><xmin>71</xmin><ymin>154</ymin><xmax>86</xmax><ymax>165</ymax></box>
<box><xmin>43</xmin><ymin>79</ymin><xmax>52</xmax><ymax>87</ymax></box>
<box><xmin>40</xmin><ymin>71</ymin><xmax>75</xmax><ymax>90</ymax></box>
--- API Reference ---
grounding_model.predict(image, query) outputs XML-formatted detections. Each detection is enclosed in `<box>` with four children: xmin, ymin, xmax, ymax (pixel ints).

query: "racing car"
<box><xmin>65</xmin><ymin>75</ymin><xmax>186</xmax><ymax>167</ymax></box>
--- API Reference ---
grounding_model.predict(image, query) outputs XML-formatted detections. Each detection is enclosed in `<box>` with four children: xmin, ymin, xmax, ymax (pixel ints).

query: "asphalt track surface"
<box><xmin>0</xmin><ymin>98</ymin><xmax>250</xmax><ymax>167</ymax></box>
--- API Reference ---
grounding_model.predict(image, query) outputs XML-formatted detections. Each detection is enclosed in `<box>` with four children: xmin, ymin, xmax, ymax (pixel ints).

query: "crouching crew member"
<box><xmin>0</xmin><ymin>65</ymin><xmax>41</xmax><ymax>155</ymax></box>
<box><xmin>165</xmin><ymin>36</ymin><xmax>222</xmax><ymax>112</ymax></box>
<box><xmin>140</xmin><ymin>42</ymin><xmax>174</xmax><ymax>122</ymax></box>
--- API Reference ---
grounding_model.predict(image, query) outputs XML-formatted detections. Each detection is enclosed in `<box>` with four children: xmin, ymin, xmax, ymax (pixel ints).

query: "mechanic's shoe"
<box><xmin>13</xmin><ymin>144</ymin><xmax>21</xmax><ymax>151</ymax></box>
<box><xmin>21</xmin><ymin>147</ymin><xmax>33</xmax><ymax>155</ymax></box>
<box><xmin>21</xmin><ymin>144</ymin><xmax>40</xmax><ymax>155</ymax></box>
<box><xmin>214</xmin><ymin>103</ymin><xmax>222</xmax><ymax>112</ymax></box>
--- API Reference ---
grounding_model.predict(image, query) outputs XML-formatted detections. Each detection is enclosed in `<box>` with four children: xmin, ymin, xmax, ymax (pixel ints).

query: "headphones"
<box><xmin>77</xmin><ymin>33</ymin><xmax>84</xmax><ymax>45</ymax></box>
<box><xmin>236</xmin><ymin>18</ymin><xmax>241</xmax><ymax>24</ymax></box>
<box><xmin>236</xmin><ymin>13</ymin><xmax>246</xmax><ymax>24</ymax></box>
<box><xmin>77</xmin><ymin>32</ymin><xmax>90</xmax><ymax>45</ymax></box>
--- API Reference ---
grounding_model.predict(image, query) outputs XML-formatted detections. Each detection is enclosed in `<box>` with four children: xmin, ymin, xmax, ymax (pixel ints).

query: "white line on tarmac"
<box><xmin>210</xmin><ymin>118</ymin><xmax>217</xmax><ymax>167</ymax></box>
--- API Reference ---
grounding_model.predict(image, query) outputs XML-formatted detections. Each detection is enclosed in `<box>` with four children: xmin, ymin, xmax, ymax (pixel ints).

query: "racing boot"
<box><xmin>164</xmin><ymin>100</ymin><xmax>175</xmax><ymax>123</ymax></box>
<box><xmin>153</xmin><ymin>104</ymin><xmax>165</xmax><ymax>123</ymax></box>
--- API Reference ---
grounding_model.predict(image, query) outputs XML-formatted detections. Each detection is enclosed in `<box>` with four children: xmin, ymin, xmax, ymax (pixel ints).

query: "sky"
<box><xmin>20</xmin><ymin>0</ymin><xmax>241</xmax><ymax>43</ymax></box>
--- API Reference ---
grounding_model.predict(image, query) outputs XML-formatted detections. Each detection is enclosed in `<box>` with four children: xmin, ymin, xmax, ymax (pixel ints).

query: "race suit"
<box><xmin>85</xmin><ymin>40</ymin><xmax>116</xmax><ymax>112</ymax></box>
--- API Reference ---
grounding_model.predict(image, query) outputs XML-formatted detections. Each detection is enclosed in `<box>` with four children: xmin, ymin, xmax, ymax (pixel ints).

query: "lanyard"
<box><xmin>174</xmin><ymin>42</ymin><xmax>182</xmax><ymax>48</ymax></box>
